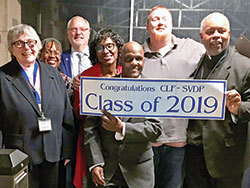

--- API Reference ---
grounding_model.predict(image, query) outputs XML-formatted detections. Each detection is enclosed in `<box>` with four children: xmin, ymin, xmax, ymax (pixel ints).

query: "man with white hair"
<box><xmin>61</xmin><ymin>16</ymin><xmax>92</xmax><ymax>87</ymax></box>
<box><xmin>185</xmin><ymin>12</ymin><xmax>250</xmax><ymax>188</ymax></box>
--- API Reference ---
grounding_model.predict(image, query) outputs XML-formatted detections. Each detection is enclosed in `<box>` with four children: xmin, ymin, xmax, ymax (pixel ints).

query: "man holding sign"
<box><xmin>185</xmin><ymin>12</ymin><xmax>250</xmax><ymax>188</ymax></box>
<box><xmin>84</xmin><ymin>42</ymin><xmax>162</xmax><ymax>187</ymax></box>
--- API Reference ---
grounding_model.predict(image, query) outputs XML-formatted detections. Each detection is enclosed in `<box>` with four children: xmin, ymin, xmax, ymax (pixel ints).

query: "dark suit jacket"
<box><xmin>84</xmin><ymin>116</ymin><xmax>162</xmax><ymax>187</ymax></box>
<box><xmin>188</xmin><ymin>47</ymin><xmax>250</xmax><ymax>178</ymax></box>
<box><xmin>60</xmin><ymin>50</ymin><xmax>72</xmax><ymax>78</ymax></box>
<box><xmin>0</xmin><ymin>130</ymin><xmax>2</xmax><ymax>149</ymax></box>
<box><xmin>0</xmin><ymin>58</ymin><xmax>74</xmax><ymax>165</ymax></box>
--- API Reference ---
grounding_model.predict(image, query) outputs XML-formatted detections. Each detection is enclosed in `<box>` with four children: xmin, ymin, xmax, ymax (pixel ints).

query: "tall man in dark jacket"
<box><xmin>185</xmin><ymin>12</ymin><xmax>250</xmax><ymax>188</ymax></box>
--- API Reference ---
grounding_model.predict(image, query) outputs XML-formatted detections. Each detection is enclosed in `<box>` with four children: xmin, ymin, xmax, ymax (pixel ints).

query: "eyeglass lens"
<box><xmin>96</xmin><ymin>43</ymin><xmax>115</xmax><ymax>52</ymax></box>
<box><xmin>12</xmin><ymin>40</ymin><xmax>37</xmax><ymax>48</ymax></box>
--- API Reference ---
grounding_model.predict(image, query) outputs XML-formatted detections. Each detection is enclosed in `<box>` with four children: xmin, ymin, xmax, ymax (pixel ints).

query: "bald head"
<box><xmin>120</xmin><ymin>42</ymin><xmax>145</xmax><ymax>78</ymax></box>
<box><xmin>121</xmin><ymin>41</ymin><xmax>143</xmax><ymax>57</ymax></box>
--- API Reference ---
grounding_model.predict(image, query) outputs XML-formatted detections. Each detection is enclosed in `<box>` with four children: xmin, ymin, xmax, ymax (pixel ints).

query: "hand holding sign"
<box><xmin>225</xmin><ymin>89</ymin><xmax>241</xmax><ymax>115</ymax></box>
<box><xmin>101</xmin><ymin>109</ymin><xmax>123</xmax><ymax>134</ymax></box>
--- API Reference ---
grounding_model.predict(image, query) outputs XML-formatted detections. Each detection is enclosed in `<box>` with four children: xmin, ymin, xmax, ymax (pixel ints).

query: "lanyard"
<box><xmin>19</xmin><ymin>61</ymin><xmax>41</xmax><ymax>104</ymax></box>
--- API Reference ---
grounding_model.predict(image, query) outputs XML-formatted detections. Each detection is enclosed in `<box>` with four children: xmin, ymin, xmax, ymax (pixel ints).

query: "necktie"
<box><xmin>76</xmin><ymin>53</ymin><xmax>84</xmax><ymax>74</ymax></box>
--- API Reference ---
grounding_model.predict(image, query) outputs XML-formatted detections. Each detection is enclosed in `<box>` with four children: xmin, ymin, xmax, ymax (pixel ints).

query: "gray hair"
<box><xmin>7</xmin><ymin>24</ymin><xmax>42</xmax><ymax>54</ymax></box>
<box><xmin>67</xmin><ymin>16</ymin><xmax>90</xmax><ymax>30</ymax></box>
<box><xmin>200</xmin><ymin>12</ymin><xmax>230</xmax><ymax>33</ymax></box>
<box><xmin>41</xmin><ymin>37</ymin><xmax>62</xmax><ymax>53</ymax></box>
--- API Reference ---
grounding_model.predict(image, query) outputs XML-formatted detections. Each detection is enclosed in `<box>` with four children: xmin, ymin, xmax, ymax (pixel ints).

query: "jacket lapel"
<box><xmin>39</xmin><ymin>62</ymin><xmax>55</xmax><ymax>113</ymax></box>
<box><xmin>193</xmin><ymin>55</ymin><xmax>205</xmax><ymax>78</ymax></box>
<box><xmin>194</xmin><ymin>48</ymin><xmax>232</xmax><ymax>80</ymax></box>
<box><xmin>207</xmin><ymin>48</ymin><xmax>233</xmax><ymax>80</ymax></box>
<box><xmin>61</xmin><ymin>51</ymin><xmax>72</xmax><ymax>78</ymax></box>
<box><xmin>5</xmin><ymin>59</ymin><xmax>41</xmax><ymax>115</ymax></box>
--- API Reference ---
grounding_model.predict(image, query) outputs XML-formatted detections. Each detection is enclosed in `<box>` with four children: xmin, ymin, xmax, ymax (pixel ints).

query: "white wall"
<box><xmin>0</xmin><ymin>0</ymin><xmax>21</xmax><ymax>66</ymax></box>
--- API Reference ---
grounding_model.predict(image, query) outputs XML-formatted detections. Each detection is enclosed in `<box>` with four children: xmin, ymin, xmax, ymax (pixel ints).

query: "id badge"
<box><xmin>38</xmin><ymin>113</ymin><xmax>52</xmax><ymax>132</ymax></box>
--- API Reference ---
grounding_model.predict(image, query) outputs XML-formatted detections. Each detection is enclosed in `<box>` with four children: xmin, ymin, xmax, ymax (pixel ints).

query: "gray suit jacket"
<box><xmin>188</xmin><ymin>47</ymin><xmax>250</xmax><ymax>178</ymax></box>
<box><xmin>0</xmin><ymin>58</ymin><xmax>74</xmax><ymax>165</ymax></box>
<box><xmin>84</xmin><ymin>116</ymin><xmax>162</xmax><ymax>188</ymax></box>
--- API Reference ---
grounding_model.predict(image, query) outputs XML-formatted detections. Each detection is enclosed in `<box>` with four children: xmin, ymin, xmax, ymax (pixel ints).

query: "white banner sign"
<box><xmin>80</xmin><ymin>77</ymin><xmax>227</xmax><ymax>120</ymax></box>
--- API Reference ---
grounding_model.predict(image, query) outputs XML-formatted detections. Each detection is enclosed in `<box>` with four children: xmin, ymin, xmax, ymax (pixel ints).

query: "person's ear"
<box><xmin>200</xmin><ymin>33</ymin><xmax>203</xmax><ymax>42</ymax></box>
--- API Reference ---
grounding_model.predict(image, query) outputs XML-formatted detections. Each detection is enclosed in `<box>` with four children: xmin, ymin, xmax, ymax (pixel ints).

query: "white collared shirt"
<box><xmin>71</xmin><ymin>47</ymin><xmax>92</xmax><ymax>77</ymax></box>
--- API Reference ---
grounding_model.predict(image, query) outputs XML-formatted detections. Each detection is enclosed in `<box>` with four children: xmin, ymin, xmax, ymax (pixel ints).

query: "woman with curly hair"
<box><xmin>73</xmin><ymin>28</ymin><xmax>124</xmax><ymax>188</ymax></box>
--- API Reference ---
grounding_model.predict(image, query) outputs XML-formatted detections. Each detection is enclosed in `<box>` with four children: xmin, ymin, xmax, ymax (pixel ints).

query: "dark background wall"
<box><xmin>20</xmin><ymin>0</ymin><xmax>250</xmax><ymax>50</ymax></box>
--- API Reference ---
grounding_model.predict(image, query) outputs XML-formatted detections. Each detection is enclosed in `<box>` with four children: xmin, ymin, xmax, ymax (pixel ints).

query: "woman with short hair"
<box><xmin>0</xmin><ymin>24</ymin><xmax>74</xmax><ymax>188</ymax></box>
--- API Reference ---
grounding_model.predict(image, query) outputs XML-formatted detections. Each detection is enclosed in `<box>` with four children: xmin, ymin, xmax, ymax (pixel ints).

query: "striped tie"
<box><xmin>76</xmin><ymin>53</ymin><xmax>84</xmax><ymax>74</ymax></box>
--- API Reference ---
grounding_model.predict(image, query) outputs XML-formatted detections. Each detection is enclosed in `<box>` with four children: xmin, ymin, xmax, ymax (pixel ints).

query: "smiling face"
<box><xmin>67</xmin><ymin>16</ymin><xmax>90</xmax><ymax>51</ymax></box>
<box><xmin>120</xmin><ymin>42</ymin><xmax>145</xmax><ymax>78</ymax></box>
<box><xmin>200</xmin><ymin>14</ymin><xmax>230</xmax><ymax>56</ymax></box>
<box><xmin>41</xmin><ymin>41</ymin><xmax>61</xmax><ymax>68</ymax></box>
<box><xmin>12</xmin><ymin>33</ymin><xmax>39</xmax><ymax>66</ymax></box>
<box><xmin>147</xmin><ymin>7</ymin><xmax>173</xmax><ymax>41</ymax></box>
<box><xmin>96</xmin><ymin>37</ymin><xmax>118</xmax><ymax>66</ymax></box>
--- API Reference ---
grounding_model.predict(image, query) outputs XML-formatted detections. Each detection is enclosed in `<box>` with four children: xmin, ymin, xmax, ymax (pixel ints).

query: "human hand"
<box><xmin>73</xmin><ymin>75</ymin><xmax>81</xmax><ymax>90</ymax></box>
<box><xmin>91</xmin><ymin>166</ymin><xmax>106</xmax><ymax>187</ymax></box>
<box><xmin>64</xmin><ymin>159</ymin><xmax>70</xmax><ymax>166</ymax></box>
<box><xmin>101</xmin><ymin>109</ymin><xmax>123</xmax><ymax>134</ymax></box>
<box><xmin>225</xmin><ymin>89</ymin><xmax>241</xmax><ymax>115</ymax></box>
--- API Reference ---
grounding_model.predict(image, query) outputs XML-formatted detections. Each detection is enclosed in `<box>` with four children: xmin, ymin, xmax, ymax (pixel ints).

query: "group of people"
<box><xmin>0</xmin><ymin>4</ymin><xmax>249</xmax><ymax>188</ymax></box>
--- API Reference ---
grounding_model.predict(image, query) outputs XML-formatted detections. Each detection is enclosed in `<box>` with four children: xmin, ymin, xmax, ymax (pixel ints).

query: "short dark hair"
<box><xmin>89</xmin><ymin>28</ymin><xmax>124</xmax><ymax>65</ymax></box>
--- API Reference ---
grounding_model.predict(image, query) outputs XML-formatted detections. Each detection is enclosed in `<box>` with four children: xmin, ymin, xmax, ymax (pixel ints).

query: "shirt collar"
<box><xmin>71</xmin><ymin>46</ymin><xmax>89</xmax><ymax>56</ymax></box>
<box><xmin>144</xmin><ymin>35</ymin><xmax>178</xmax><ymax>55</ymax></box>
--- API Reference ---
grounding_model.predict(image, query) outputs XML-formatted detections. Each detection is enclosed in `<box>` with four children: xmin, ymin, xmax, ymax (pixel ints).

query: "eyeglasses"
<box><xmin>12</xmin><ymin>39</ymin><xmax>37</xmax><ymax>48</ymax></box>
<box><xmin>96</xmin><ymin>43</ymin><xmax>115</xmax><ymax>52</ymax></box>
<box><xmin>68</xmin><ymin>27</ymin><xmax>89</xmax><ymax>33</ymax></box>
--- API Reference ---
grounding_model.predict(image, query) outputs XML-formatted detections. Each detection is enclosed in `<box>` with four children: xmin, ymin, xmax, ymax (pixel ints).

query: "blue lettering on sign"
<box><xmin>140</xmin><ymin>97</ymin><xmax>162</xmax><ymax>112</ymax></box>
<box><xmin>204</xmin><ymin>96</ymin><xmax>218</xmax><ymax>113</ymax></box>
<box><xmin>181</xmin><ymin>96</ymin><xmax>195</xmax><ymax>113</ymax></box>
<box><xmin>85</xmin><ymin>93</ymin><xmax>98</xmax><ymax>110</ymax></box>
<box><xmin>166</xmin><ymin>96</ymin><xmax>179</xmax><ymax>113</ymax></box>
<box><xmin>141</xmin><ymin>101</ymin><xmax>152</xmax><ymax>112</ymax></box>
<box><xmin>85</xmin><ymin>93</ymin><xmax>134</xmax><ymax>112</ymax></box>
<box><xmin>124</xmin><ymin>101</ymin><xmax>133</xmax><ymax>112</ymax></box>
<box><xmin>165</xmin><ymin>95</ymin><xmax>218</xmax><ymax>114</ymax></box>
<box><xmin>160</xmin><ymin>85</ymin><xmax>176</xmax><ymax>92</ymax></box>
<box><xmin>182</xmin><ymin>85</ymin><xmax>205</xmax><ymax>92</ymax></box>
